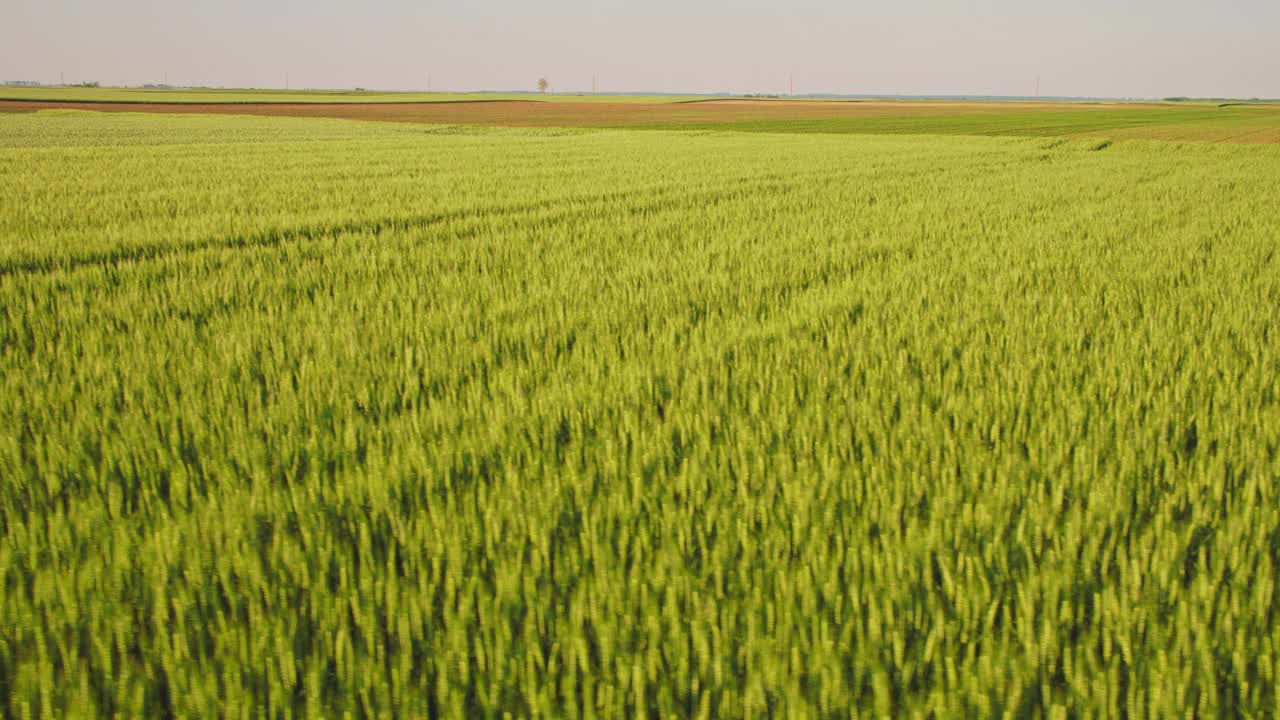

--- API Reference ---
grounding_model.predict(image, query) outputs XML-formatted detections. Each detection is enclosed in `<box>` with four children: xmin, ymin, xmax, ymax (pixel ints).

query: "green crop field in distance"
<box><xmin>9</xmin><ymin>93</ymin><xmax>1278</xmax><ymax>145</ymax></box>
<box><xmin>642</xmin><ymin>106</ymin><xmax>1280</xmax><ymax>143</ymax></box>
<box><xmin>2</xmin><ymin>110</ymin><xmax>1280</xmax><ymax>717</ymax></box>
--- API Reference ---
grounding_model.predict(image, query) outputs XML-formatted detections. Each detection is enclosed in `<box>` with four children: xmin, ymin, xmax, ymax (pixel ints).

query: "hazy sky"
<box><xmin>4</xmin><ymin>0</ymin><xmax>1277</xmax><ymax>98</ymax></box>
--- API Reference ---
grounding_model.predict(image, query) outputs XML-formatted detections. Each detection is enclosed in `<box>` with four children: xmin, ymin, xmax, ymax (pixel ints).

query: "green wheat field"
<box><xmin>2</xmin><ymin>107</ymin><xmax>1280</xmax><ymax>717</ymax></box>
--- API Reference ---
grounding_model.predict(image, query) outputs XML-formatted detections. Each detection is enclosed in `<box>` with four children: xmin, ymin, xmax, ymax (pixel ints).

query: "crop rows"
<box><xmin>2</xmin><ymin>111</ymin><xmax>1280</xmax><ymax>717</ymax></box>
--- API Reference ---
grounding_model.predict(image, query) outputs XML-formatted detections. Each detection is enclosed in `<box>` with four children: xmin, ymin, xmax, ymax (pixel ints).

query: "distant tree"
<box><xmin>537</xmin><ymin>78</ymin><xmax>550</xmax><ymax>94</ymax></box>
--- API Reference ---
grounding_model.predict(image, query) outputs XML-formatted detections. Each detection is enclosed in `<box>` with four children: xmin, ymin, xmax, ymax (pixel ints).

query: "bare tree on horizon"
<box><xmin>537</xmin><ymin>77</ymin><xmax>550</xmax><ymax>94</ymax></box>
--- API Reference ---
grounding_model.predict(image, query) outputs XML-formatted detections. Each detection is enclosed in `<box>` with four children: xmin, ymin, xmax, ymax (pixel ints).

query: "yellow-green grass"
<box><xmin>3</xmin><ymin>111</ymin><xmax>1280</xmax><ymax>717</ymax></box>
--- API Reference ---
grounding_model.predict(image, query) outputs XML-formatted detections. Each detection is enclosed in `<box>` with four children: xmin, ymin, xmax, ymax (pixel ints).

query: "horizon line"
<box><xmin>5</xmin><ymin>82</ymin><xmax>1278</xmax><ymax>103</ymax></box>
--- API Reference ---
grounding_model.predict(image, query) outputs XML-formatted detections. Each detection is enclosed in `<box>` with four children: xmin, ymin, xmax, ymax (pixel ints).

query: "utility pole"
<box><xmin>1036</xmin><ymin>76</ymin><xmax>1040</xmax><ymax>98</ymax></box>
<box><xmin>428</xmin><ymin>72</ymin><xmax>432</xmax><ymax>93</ymax></box>
<box><xmin>790</xmin><ymin>74</ymin><xmax>794</xmax><ymax>97</ymax></box>
<box><xmin>593</xmin><ymin>74</ymin><xmax>597</xmax><ymax>95</ymax></box>
<box><xmin>60</xmin><ymin>71</ymin><xmax>64</xmax><ymax>86</ymax></box>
